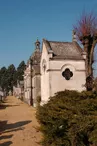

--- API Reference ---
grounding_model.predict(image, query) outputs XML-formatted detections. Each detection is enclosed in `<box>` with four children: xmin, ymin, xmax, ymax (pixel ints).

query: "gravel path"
<box><xmin>0</xmin><ymin>96</ymin><xmax>41</xmax><ymax>146</ymax></box>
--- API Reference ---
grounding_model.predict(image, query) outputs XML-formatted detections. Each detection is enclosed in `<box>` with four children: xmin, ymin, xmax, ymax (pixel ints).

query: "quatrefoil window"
<box><xmin>62</xmin><ymin>68</ymin><xmax>73</xmax><ymax>80</ymax></box>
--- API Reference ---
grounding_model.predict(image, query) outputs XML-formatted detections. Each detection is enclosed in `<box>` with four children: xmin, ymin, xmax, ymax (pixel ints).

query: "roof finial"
<box><xmin>72</xmin><ymin>30</ymin><xmax>77</xmax><ymax>42</ymax></box>
<box><xmin>35</xmin><ymin>38</ymin><xmax>40</xmax><ymax>51</ymax></box>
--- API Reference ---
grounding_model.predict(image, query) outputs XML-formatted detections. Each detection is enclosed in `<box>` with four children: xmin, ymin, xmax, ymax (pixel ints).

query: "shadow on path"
<box><xmin>0</xmin><ymin>120</ymin><xmax>32</xmax><ymax>145</ymax></box>
<box><xmin>0</xmin><ymin>134</ymin><xmax>13</xmax><ymax>140</ymax></box>
<box><xmin>0</xmin><ymin>104</ymin><xmax>20</xmax><ymax>110</ymax></box>
<box><xmin>0</xmin><ymin>120</ymin><xmax>32</xmax><ymax>133</ymax></box>
<box><xmin>0</xmin><ymin>141</ymin><xmax>12</xmax><ymax>146</ymax></box>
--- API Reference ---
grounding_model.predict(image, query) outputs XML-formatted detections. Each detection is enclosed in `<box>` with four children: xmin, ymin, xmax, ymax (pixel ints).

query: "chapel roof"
<box><xmin>30</xmin><ymin>39</ymin><xmax>41</xmax><ymax>64</ymax></box>
<box><xmin>43</xmin><ymin>39</ymin><xmax>84</xmax><ymax>60</ymax></box>
<box><xmin>29</xmin><ymin>51</ymin><xmax>41</xmax><ymax>66</ymax></box>
<box><xmin>25</xmin><ymin>40</ymin><xmax>41</xmax><ymax>76</ymax></box>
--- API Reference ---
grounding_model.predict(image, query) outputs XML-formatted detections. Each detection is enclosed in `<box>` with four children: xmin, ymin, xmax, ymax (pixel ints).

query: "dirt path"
<box><xmin>0</xmin><ymin>96</ymin><xmax>41</xmax><ymax>146</ymax></box>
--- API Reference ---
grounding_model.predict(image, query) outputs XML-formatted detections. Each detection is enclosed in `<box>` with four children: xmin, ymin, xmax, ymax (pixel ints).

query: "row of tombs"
<box><xmin>23</xmin><ymin>32</ymin><xmax>87</xmax><ymax>107</ymax></box>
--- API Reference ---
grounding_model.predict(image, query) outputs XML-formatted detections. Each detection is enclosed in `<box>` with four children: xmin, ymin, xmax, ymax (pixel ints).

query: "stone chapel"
<box><xmin>24</xmin><ymin>32</ymin><xmax>86</xmax><ymax>106</ymax></box>
<box><xmin>24</xmin><ymin>40</ymin><xmax>41</xmax><ymax>107</ymax></box>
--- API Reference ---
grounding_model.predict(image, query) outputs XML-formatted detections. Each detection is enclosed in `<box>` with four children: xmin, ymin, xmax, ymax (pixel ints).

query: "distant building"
<box><xmin>13</xmin><ymin>81</ymin><xmax>24</xmax><ymax>99</ymax></box>
<box><xmin>24</xmin><ymin>32</ymin><xmax>86</xmax><ymax>106</ymax></box>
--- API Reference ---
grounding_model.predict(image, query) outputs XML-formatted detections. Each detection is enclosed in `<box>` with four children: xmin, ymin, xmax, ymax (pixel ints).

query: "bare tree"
<box><xmin>74</xmin><ymin>12</ymin><xmax>97</xmax><ymax>78</ymax></box>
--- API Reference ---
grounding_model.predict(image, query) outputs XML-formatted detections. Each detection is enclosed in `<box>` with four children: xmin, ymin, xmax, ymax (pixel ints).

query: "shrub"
<box><xmin>36</xmin><ymin>90</ymin><xmax>97</xmax><ymax>146</ymax></box>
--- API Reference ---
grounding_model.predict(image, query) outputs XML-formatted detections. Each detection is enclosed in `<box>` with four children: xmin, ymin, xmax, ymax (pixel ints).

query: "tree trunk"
<box><xmin>72</xmin><ymin>137</ymin><xmax>77</xmax><ymax>146</ymax></box>
<box><xmin>88</xmin><ymin>40</ymin><xmax>97</xmax><ymax>76</ymax></box>
<box><xmin>84</xmin><ymin>38</ymin><xmax>89</xmax><ymax>77</ymax></box>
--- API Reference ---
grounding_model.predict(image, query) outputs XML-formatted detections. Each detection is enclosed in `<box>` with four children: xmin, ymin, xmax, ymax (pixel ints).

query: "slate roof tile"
<box><xmin>43</xmin><ymin>39</ymin><xmax>84</xmax><ymax>60</ymax></box>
